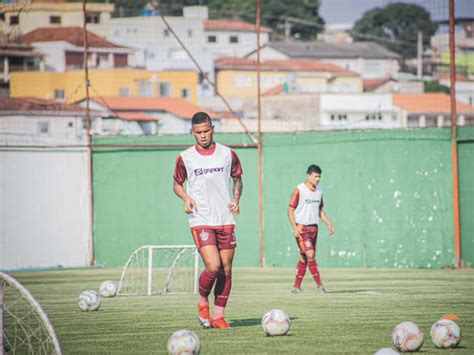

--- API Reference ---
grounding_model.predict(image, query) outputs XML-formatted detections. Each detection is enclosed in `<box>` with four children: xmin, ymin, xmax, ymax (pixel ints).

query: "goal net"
<box><xmin>0</xmin><ymin>271</ymin><xmax>62</xmax><ymax>355</ymax></box>
<box><xmin>117</xmin><ymin>245</ymin><xmax>199</xmax><ymax>296</ymax></box>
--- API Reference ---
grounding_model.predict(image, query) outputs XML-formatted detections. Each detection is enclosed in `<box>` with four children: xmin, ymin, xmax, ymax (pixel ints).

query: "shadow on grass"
<box><xmin>230</xmin><ymin>316</ymin><xmax>298</xmax><ymax>328</ymax></box>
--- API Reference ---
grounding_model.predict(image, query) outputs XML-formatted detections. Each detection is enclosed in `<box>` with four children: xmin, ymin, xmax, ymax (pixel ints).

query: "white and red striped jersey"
<box><xmin>174</xmin><ymin>142</ymin><xmax>243</xmax><ymax>228</ymax></box>
<box><xmin>289</xmin><ymin>183</ymin><xmax>324</xmax><ymax>226</ymax></box>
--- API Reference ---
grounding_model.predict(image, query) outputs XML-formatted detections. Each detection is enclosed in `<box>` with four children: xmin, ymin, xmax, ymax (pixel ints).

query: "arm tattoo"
<box><xmin>233</xmin><ymin>176</ymin><xmax>243</xmax><ymax>201</ymax></box>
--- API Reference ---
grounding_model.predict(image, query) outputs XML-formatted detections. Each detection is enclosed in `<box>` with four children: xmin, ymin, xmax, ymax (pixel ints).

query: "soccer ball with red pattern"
<box><xmin>430</xmin><ymin>319</ymin><xmax>461</xmax><ymax>349</ymax></box>
<box><xmin>261</xmin><ymin>309</ymin><xmax>290</xmax><ymax>336</ymax></box>
<box><xmin>391</xmin><ymin>321</ymin><xmax>424</xmax><ymax>352</ymax></box>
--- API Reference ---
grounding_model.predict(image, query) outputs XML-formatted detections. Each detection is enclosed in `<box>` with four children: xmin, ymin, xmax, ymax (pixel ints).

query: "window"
<box><xmin>0</xmin><ymin>13</ymin><xmax>5</xmax><ymax>21</ymax></box>
<box><xmin>229</xmin><ymin>35</ymin><xmax>239</xmax><ymax>44</ymax></box>
<box><xmin>49</xmin><ymin>16</ymin><xmax>61</xmax><ymax>24</ymax></box>
<box><xmin>338</xmin><ymin>114</ymin><xmax>347</xmax><ymax>120</ymax></box>
<box><xmin>159</xmin><ymin>82</ymin><xmax>171</xmax><ymax>97</ymax></box>
<box><xmin>164</xmin><ymin>29</ymin><xmax>170</xmax><ymax>37</ymax></box>
<box><xmin>54</xmin><ymin>89</ymin><xmax>65</xmax><ymax>99</ymax></box>
<box><xmin>187</xmin><ymin>29</ymin><xmax>192</xmax><ymax>38</ymax></box>
<box><xmin>86</xmin><ymin>12</ymin><xmax>100</xmax><ymax>24</ymax></box>
<box><xmin>137</xmin><ymin>80</ymin><xmax>152</xmax><ymax>97</ymax></box>
<box><xmin>330</xmin><ymin>114</ymin><xmax>335</xmax><ymax>121</ymax></box>
<box><xmin>181</xmin><ymin>88</ymin><xmax>190</xmax><ymax>99</ymax></box>
<box><xmin>68</xmin><ymin>121</ymin><xmax>74</xmax><ymax>128</ymax></box>
<box><xmin>207</xmin><ymin>35</ymin><xmax>217</xmax><ymax>43</ymax></box>
<box><xmin>9</xmin><ymin>15</ymin><xmax>19</xmax><ymax>25</ymax></box>
<box><xmin>38</xmin><ymin>122</ymin><xmax>49</xmax><ymax>134</ymax></box>
<box><xmin>119</xmin><ymin>87</ymin><xmax>130</xmax><ymax>96</ymax></box>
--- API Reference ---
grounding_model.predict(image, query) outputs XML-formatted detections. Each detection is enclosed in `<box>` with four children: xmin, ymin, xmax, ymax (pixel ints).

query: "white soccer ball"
<box><xmin>374</xmin><ymin>347</ymin><xmax>399</xmax><ymax>355</ymax></box>
<box><xmin>77</xmin><ymin>290</ymin><xmax>101</xmax><ymax>311</ymax></box>
<box><xmin>99</xmin><ymin>280</ymin><xmax>118</xmax><ymax>297</ymax></box>
<box><xmin>261</xmin><ymin>309</ymin><xmax>290</xmax><ymax>336</ymax></box>
<box><xmin>430</xmin><ymin>319</ymin><xmax>461</xmax><ymax>349</ymax></box>
<box><xmin>391</xmin><ymin>321</ymin><xmax>424</xmax><ymax>352</ymax></box>
<box><xmin>167</xmin><ymin>329</ymin><xmax>200</xmax><ymax>355</ymax></box>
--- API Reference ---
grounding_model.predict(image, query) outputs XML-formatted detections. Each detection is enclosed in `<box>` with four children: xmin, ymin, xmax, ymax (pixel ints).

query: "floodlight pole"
<box><xmin>256</xmin><ymin>0</ymin><xmax>264</xmax><ymax>267</ymax></box>
<box><xmin>449</xmin><ymin>0</ymin><xmax>461</xmax><ymax>268</ymax></box>
<box><xmin>83</xmin><ymin>0</ymin><xmax>94</xmax><ymax>266</ymax></box>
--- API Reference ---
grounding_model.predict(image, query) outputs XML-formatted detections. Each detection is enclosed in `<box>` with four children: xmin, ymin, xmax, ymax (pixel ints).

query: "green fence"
<box><xmin>92</xmin><ymin>127</ymin><xmax>473</xmax><ymax>268</ymax></box>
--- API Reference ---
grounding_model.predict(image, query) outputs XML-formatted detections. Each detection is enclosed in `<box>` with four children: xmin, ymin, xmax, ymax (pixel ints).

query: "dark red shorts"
<box><xmin>295</xmin><ymin>224</ymin><xmax>318</xmax><ymax>254</ymax></box>
<box><xmin>191</xmin><ymin>226</ymin><xmax>237</xmax><ymax>250</ymax></box>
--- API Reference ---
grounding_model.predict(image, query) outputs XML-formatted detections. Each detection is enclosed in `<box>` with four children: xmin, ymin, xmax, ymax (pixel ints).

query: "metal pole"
<box><xmin>449</xmin><ymin>0</ymin><xmax>461</xmax><ymax>268</ymax></box>
<box><xmin>148</xmin><ymin>247</ymin><xmax>153</xmax><ymax>296</ymax></box>
<box><xmin>83</xmin><ymin>0</ymin><xmax>94</xmax><ymax>266</ymax></box>
<box><xmin>0</xmin><ymin>281</ymin><xmax>4</xmax><ymax>355</ymax></box>
<box><xmin>417</xmin><ymin>31</ymin><xmax>423</xmax><ymax>79</ymax></box>
<box><xmin>256</xmin><ymin>0</ymin><xmax>264</xmax><ymax>267</ymax></box>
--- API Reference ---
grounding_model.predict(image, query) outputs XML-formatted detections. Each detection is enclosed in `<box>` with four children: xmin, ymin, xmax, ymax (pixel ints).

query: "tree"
<box><xmin>352</xmin><ymin>3</ymin><xmax>438</xmax><ymax>59</ymax></box>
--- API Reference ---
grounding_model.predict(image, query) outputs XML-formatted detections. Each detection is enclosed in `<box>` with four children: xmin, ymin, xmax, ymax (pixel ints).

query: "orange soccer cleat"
<box><xmin>198</xmin><ymin>304</ymin><xmax>212</xmax><ymax>328</ymax></box>
<box><xmin>211</xmin><ymin>317</ymin><xmax>231</xmax><ymax>329</ymax></box>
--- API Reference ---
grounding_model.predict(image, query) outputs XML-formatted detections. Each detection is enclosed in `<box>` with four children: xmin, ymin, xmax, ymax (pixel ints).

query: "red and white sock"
<box><xmin>308</xmin><ymin>259</ymin><xmax>322</xmax><ymax>286</ymax></box>
<box><xmin>198</xmin><ymin>270</ymin><xmax>218</xmax><ymax>302</ymax></box>
<box><xmin>214</xmin><ymin>271</ymin><xmax>232</xmax><ymax>311</ymax></box>
<box><xmin>293</xmin><ymin>259</ymin><xmax>307</xmax><ymax>288</ymax></box>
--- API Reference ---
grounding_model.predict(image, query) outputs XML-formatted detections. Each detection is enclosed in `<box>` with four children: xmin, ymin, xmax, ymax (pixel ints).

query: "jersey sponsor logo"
<box><xmin>304</xmin><ymin>198</ymin><xmax>320</xmax><ymax>204</ymax></box>
<box><xmin>194</xmin><ymin>167</ymin><xmax>225</xmax><ymax>176</ymax></box>
<box><xmin>305</xmin><ymin>240</ymin><xmax>312</xmax><ymax>248</ymax></box>
<box><xmin>199</xmin><ymin>230</ymin><xmax>209</xmax><ymax>241</ymax></box>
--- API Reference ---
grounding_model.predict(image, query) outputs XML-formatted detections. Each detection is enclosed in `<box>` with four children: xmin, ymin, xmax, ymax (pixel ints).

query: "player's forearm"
<box><xmin>288</xmin><ymin>208</ymin><xmax>297</xmax><ymax>228</ymax></box>
<box><xmin>232</xmin><ymin>176</ymin><xmax>243</xmax><ymax>202</ymax></box>
<box><xmin>320</xmin><ymin>210</ymin><xmax>332</xmax><ymax>227</ymax></box>
<box><xmin>173</xmin><ymin>180</ymin><xmax>189</xmax><ymax>201</ymax></box>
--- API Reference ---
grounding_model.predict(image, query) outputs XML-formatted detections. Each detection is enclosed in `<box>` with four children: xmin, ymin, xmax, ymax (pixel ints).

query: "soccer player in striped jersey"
<box><xmin>173</xmin><ymin>112</ymin><xmax>243</xmax><ymax>329</ymax></box>
<box><xmin>288</xmin><ymin>164</ymin><xmax>334</xmax><ymax>294</ymax></box>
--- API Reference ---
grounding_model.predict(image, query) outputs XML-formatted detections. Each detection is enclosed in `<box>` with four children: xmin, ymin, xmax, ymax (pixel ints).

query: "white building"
<box><xmin>254</xmin><ymin>41</ymin><xmax>400</xmax><ymax>80</ymax></box>
<box><xmin>440</xmin><ymin>78</ymin><xmax>474</xmax><ymax>105</ymax></box>
<box><xmin>319</xmin><ymin>93</ymin><xmax>403</xmax><ymax>129</ymax></box>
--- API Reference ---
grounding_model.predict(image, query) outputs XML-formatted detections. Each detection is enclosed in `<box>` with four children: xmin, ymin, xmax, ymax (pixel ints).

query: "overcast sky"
<box><xmin>320</xmin><ymin>0</ymin><xmax>474</xmax><ymax>25</ymax></box>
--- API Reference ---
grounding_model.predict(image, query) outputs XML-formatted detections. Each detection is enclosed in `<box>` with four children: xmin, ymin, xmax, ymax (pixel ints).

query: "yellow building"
<box><xmin>10</xmin><ymin>69</ymin><xmax>199</xmax><ymax>104</ymax></box>
<box><xmin>215</xmin><ymin>57</ymin><xmax>363</xmax><ymax>97</ymax></box>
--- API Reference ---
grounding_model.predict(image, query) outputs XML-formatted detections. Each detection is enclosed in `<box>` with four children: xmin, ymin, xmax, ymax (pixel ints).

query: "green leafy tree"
<box><xmin>352</xmin><ymin>3</ymin><xmax>438</xmax><ymax>59</ymax></box>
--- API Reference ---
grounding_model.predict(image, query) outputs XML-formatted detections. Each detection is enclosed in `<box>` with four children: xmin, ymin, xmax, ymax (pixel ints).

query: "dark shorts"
<box><xmin>191</xmin><ymin>226</ymin><xmax>237</xmax><ymax>250</ymax></box>
<box><xmin>295</xmin><ymin>224</ymin><xmax>318</xmax><ymax>254</ymax></box>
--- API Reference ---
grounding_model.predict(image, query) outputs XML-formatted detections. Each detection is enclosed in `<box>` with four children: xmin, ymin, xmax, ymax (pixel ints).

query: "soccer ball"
<box><xmin>373</xmin><ymin>348</ymin><xmax>399</xmax><ymax>355</ymax></box>
<box><xmin>77</xmin><ymin>290</ymin><xmax>101</xmax><ymax>311</ymax></box>
<box><xmin>99</xmin><ymin>280</ymin><xmax>118</xmax><ymax>297</ymax></box>
<box><xmin>430</xmin><ymin>319</ymin><xmax>461</xmax><ymax>349</ymax></box>
<box><xmin>261</xmin><ymin>309</ymin><xmax>290</xmax><ymax>336</ymax></box>
<box><xmin>391</xmin><ymin>321</ymin><xmax>424</xmax><ymax>352</ymax></box>
<box><xmin>167</xmin><ymin>329</ymin><xmax>200</xmax><ymax>355</ymax></box>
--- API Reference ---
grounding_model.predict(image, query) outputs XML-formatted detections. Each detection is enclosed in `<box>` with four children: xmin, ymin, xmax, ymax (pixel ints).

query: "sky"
<box><xmin>320</xmin><ymin>0</ymin><xmax>474</xmax><ymax>25</ymax></box>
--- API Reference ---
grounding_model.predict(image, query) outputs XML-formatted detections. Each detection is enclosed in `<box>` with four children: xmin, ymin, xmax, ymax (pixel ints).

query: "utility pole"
<box><xmin>417</xmin><ymin>31</ymin><xmax>423</xmax><ymax>79</ymax></box>
<box><xmin>284</xmin><ymin>19</ymin><xmax>291</xmax><ymax>41</ymax></box>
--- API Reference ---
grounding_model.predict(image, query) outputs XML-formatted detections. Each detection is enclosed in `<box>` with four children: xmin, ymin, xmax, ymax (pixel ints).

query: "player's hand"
<box><xmin>229</xmin><ymin>199</ymin><xmax>240</xmax><ymax>215</ymax></box>
<box><xmin>328</xmin><ymin>223</ymin><xmax>334</xmax><ymax>235</ymax></box>
<box><xmin>184</xmin><ymin>197</ymin><xmax>196</xmax><ymax>214</ymax></box>
<box><xmin>292</xmin><ymin>226</ymin><xmax>302</xmax><ymax>241</ymax></box>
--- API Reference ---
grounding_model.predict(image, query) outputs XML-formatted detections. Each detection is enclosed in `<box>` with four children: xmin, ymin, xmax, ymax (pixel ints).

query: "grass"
<box><xmin>8</xmin><ymin>267</ymin><xmax>474</xmax><ymax>354</ymax></box>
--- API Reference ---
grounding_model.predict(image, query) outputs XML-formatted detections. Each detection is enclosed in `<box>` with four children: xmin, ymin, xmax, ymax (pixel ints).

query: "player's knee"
<box><xmin>306</xmin><ymin>252</ymin><xmax>315</xmax><ymax>260</ymax></box>
<box><xmin>205</xmin><ymin>263</ymin><xmax>221</xmax><ymax>275</ymax></box>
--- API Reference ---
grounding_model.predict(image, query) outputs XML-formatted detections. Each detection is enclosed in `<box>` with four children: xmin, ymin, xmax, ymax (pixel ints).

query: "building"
<box><xmin>214</xmin><ymin>57</ymin><xmax>362</xmax><ymax>98</ymax></box>
<box><xmin>79</xmin><ymin>96</ymin><xmax>220</xmax><ymax>135</ymax></box>
<box><xmin>88</xmin><ymin>6</ymin><xmax>271</xmax><ymax>96</ymax></box>
<box><xmin>9</xmin><ymin>69</ymin><xmax>199</xmax><ymax>103</ymax></box>
<box><xmin>20</xmin><ymin>26</ymin><xmax>134</xmax><ymax>71</ymax></box>
<box><xmin>439</xmin><ymin>77</ymin><xmax>474</xmax><ymax>105</ymax></box>
<box><xmin>252</xmin><ymin>41</ymin><xmax>400</xmax><ymax>80</ymax></box>
<box><xmin>0</xmin><ymin>96</ymin><xmax>102</xmax><ymax>137</ymax></box>
<box><xmin>0</xmin><ymin>0</ymin><xmax>114</xmax><ymax>38</ymax></box>
<box><xmin>393</xmin><ymin>93</ymin><xmax>474</xmax><ymax>128</ymax></box>
<box><xmin>319</xmin><ymin>93</ymin><xmax>403</xmax><ymax>129</ymax></box>
<box><xmin>0</xmin><ymin>41</ymin><xmax>43</xmax><ymax>95</ymax></box>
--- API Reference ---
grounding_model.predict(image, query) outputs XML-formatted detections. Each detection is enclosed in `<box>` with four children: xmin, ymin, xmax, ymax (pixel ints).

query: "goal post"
<box><xmin>0</xmin><ymin>271</ymin><xmax>62</xmax><ymax>355</ymax></box>
<box><xmin>118</xmin><ymin>245</ymin><xmax>199</xmax><ymax>296</ymax></box>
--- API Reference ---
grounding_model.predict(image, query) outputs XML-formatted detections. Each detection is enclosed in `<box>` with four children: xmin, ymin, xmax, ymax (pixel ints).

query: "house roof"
<box><xmin>204</xmin><ymin>20</ymin><xmax>271</xmax><ymax>33</ymax></box>
<box><xmin>215</xmin><ymin>57</ymin><xmax>356</xmax><ymax>74</ymax></box>
<box><xmin>393</xmin><ymin>93</ymin><xmax>474</xmax><ymax>114</ymax></box>
<box><xmin>270</xmin><ymin>41</ymin><xmax>400</xmax><ymax>60</ymax></box>
<box><xmin>113</xmin><ymin>111</ymin><xmax>157</xmax><ymax>122</ymax></box>
<box><xmin>0</xmin><ymin>42</ymin><xmax>43</xmax><ymax>58</ymax></box>
<box><xmin>21</xmin><ymin>27</ymin><xmax>125</xmax><ymax>49</ymax></box>
<box><xmin>90</xmin><ymin>96</ymin><xmax>218</xmax><ymax>120</ymax></box>
<box><xmin>363</xmin><ymin>77</ymin><xmax>392</xmax><ymax>91</ymax></box>
<box><xmin>0</xmin><ymin>97</ymin><xmax>86</xmax><ymax>112</ymax></box>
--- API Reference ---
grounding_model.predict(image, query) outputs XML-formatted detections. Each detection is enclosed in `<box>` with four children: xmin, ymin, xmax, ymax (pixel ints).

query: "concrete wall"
<box><xmin>0</xmin><ymin>143</ymin><xmax>91</xmax><ymax>270</ymax></box>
